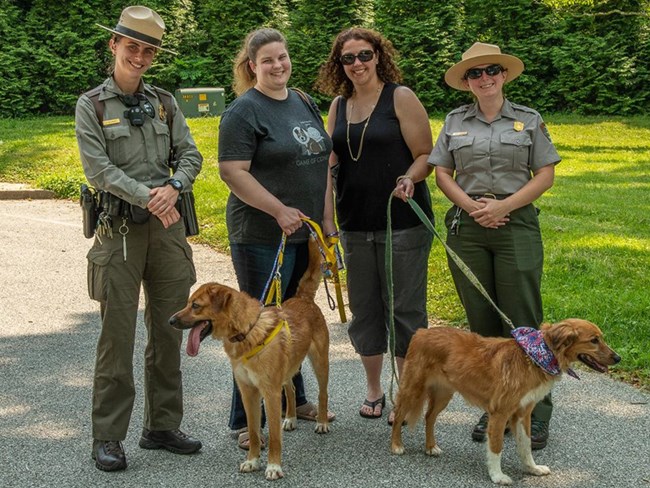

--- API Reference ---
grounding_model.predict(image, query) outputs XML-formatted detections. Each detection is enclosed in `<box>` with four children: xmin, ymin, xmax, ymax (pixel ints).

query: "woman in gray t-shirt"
<box><xmin>218</xmin><ymin>28</ymin><xmax>336</xmax><ymax>450</ymax></box>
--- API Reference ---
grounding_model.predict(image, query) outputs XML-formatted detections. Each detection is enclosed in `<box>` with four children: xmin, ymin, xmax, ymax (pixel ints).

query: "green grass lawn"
<box><xmin>1</xmin><ymin>114</ymin><xmax>648</xmax><ymax>389</ymax></box>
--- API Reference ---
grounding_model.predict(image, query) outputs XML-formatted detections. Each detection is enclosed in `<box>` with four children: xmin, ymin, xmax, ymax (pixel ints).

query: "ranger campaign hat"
<box><xmin>445</xmin><ymin>42</ymin><xmax>524</xmax><ymax>91</ymax></box>
<box><xmin>97</xmin><ymin>6</ymin><xmax>177</xmax><ymax>54</ymax></box>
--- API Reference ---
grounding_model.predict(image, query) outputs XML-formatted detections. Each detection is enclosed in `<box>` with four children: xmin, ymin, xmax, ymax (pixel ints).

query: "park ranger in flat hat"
<box><xmin>429</xmin><ymin>41</ymin><xmax>561</xmax><ymax>450</ymax></box>
<box><xmin>75</xmin><ymin>5</ymin><xmax>202</xmax><ymax>472</ymax></box>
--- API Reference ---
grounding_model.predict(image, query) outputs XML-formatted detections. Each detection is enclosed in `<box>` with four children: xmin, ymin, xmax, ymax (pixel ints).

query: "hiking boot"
<box><xmin>531</xmin><ymin>419</ymin><xmax>549</xmax><ymax>450</ymax></box>
<box><xmin>472</xmin><ymin>412</ymin><xmax>489</xmax><ymax>442</ymax></box>
<box><xmin>471</xmin><ymin>412</ymin><xmax>510</xmax><ymax>442</ymax></box>
<box><xmin>139</xmin><ymin>428</ymin><xmax>202</xmax><ymax>454</ymax></box>
<box><xmin>92</xmin><ymin>439</ymin><xmax>127</xmax><ymax>471</ymax></box>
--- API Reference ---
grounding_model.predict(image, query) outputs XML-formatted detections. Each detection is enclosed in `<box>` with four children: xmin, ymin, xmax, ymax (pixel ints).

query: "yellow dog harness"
<box><xmin>242</xmin><ymin>319</ymin><xmax>291</xmax><ymax>363</ymax></box>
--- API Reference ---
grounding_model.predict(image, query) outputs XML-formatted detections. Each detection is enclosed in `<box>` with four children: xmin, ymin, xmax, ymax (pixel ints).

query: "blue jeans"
<box><xmin>228</xmin><ymin>241</ymin><xmax>309</xmax><ymax>430</ymax></box>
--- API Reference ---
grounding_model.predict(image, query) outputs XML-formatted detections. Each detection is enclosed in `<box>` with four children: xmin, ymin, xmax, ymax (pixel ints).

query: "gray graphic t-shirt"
<box><xmin>218</xmin><ymin>88</ymin><xmax>332</xmax><ymax>244</ymax></box>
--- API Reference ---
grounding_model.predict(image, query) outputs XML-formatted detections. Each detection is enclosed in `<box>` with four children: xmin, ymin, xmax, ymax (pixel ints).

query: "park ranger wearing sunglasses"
<box><xmin>428</xmin><ymin>42</ymin><xmax>561</xmax><ymax>450</ymax></box>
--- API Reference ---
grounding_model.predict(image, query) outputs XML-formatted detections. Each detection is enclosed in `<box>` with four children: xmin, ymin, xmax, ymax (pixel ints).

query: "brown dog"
<box><xmin>170</xmin><ymin>238</ymin><xmax>330</xmax><ymax>480</ymax></box>
<box><xmin>390</xmin><ymin>319</ymin><xmax>620</xmax><ymax>485</ymax></box>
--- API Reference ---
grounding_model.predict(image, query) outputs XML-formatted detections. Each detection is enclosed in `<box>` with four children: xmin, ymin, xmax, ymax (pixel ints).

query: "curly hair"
<box><xmin>315</xmin><ymin>28</ymin><xmax>402</xmax><ymax>99</ymax></box>
<box><xmin>233</xmin><ymin>28</ymin><xmax>287</xmax><ymax>97</ymax></box>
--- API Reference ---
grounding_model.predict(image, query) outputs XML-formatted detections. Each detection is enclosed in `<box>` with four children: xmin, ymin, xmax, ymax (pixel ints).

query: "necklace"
<box><xmin>346</xmin><ymin>85</ymin><xmax>382</xmax><ymax>162</ymax></box>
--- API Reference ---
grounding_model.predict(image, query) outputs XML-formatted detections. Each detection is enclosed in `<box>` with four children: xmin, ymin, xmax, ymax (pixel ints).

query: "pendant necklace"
<box><xmin>346</xmin><ymin>85</ymin><xmax>382</xmax><ymax>162</ymax></box>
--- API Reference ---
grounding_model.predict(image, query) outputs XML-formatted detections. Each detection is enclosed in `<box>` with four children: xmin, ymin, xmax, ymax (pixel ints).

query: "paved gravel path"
<box><xmin>0</xmin><ymin>198</ymin><xmax>648</xmax><ymax>488</ymax></box>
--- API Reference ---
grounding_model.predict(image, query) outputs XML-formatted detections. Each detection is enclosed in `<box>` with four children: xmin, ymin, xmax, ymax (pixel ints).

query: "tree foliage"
<box><xmin>1</xmin><ymin>0</ymin><xmax>649</xmax><ymax>117</ymax></box>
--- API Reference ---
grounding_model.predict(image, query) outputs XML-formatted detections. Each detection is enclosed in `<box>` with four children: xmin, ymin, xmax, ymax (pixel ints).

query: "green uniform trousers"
<box><xmin>87</xmin><ymin>215</ymin><xmax>196</xmax><ymax>440</ymax></box>
<box><xmin>444</xmin><ymin>203</ymin><xmax>552</xmax><ymax>422</ymax></box>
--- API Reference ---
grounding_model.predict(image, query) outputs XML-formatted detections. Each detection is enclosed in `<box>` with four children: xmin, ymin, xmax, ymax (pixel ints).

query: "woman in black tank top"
<box><xmin>316</xmin><ymin>28</ymin><xmax>434</xmax><ymax>425</ymax></box>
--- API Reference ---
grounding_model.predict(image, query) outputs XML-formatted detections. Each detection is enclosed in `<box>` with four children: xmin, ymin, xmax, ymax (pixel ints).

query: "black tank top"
<box><xmin>332</xmin><ymin>83</ymin><xmax>433</xmax><ymax>231</ymax></box>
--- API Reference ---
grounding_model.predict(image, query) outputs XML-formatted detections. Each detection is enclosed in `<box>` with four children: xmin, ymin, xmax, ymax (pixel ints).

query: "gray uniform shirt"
<box><xmin>428</xmin><ymin>100</ymin><xmax>560</xmax><ymax>194</ymax></box>
<box><xmin>218</xmin><ymin>88</ymin><xmax>332</xmax><ymax>244</ymax></box>
<box><xmin>75</xmin><ymin>77</ymin><xmax>202</xmax><ymax>208</ymax></box>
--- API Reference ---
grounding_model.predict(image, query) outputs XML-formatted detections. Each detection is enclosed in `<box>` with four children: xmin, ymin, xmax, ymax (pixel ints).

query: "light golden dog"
<box><xmin>170</xmin><ymin>238</ymin><xmax>330</xmax><ymax>480</ymax></box>
<box><xmin>390</xmin><ymin>319</ymin><xmax>620</xmax><ymax>485</ymax></box>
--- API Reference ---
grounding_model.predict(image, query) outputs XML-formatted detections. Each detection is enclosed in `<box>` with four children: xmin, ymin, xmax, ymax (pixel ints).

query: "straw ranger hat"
<box><xmin>97</xmin><ymin>6</ymin><xmax>177</xmax><ymax>55</ymax></box>
<box><xmin>445</xmin><ymin>42</ymin><xmax>524</xmax><ymax>91</ymax></box>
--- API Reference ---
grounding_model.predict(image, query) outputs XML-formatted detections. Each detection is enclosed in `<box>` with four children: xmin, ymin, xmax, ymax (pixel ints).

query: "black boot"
<box><xmin>531</xmin><ymin>418</ymin><xmax>549</xmax><ymax>450</ymax></box>
<box><xmin>92</xmin><ymin>440</ymin><xmax>127</xmax><ymax>471</ymax></box>
<box><xmin>139</xmin><ymin>428</ymin><xmax>202</xmax><ymax>454</ymax></box>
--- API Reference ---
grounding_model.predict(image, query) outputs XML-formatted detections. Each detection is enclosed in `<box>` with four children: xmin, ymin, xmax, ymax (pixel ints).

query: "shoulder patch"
<box><xmin>540</xmin><ymin>122</ymin><xmax>552</xmax><ymax>142</ymax></box>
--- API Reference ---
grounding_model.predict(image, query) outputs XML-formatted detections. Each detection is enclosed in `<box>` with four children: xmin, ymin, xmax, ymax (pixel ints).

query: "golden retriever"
<box><xmin>390</xmin><ymin>319</ymin><xmax>620</xmax><ymax>485</ymax></box>
<box><xmin>170</xmin><ymin>238</ymin><xmax>330</xmax><ymax>480</ymax></box>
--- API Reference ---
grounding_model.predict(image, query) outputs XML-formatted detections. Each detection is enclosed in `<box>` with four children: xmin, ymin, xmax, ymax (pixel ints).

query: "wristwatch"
<box><xmin>166</xmin><ymin>178</ymin><xmax>183</xmax><ymax>192</ymax></box>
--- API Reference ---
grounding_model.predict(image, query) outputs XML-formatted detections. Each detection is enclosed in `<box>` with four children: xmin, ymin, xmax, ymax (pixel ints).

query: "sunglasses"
<box><xmin>340</xmin><ymin>50</ymin><xmax>375</xmax><ymax>66</ymax></box>
<box><xmin>464</xmin><ymin>64</ymin><xmax>505</xmax><ymax>80</ymax></box>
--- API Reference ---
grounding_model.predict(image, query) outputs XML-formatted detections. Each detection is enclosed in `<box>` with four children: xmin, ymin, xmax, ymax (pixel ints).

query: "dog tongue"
<box><xmin>186</xmin><ymin>325</ymin><xmax>203</xmax><ymax>357</ymax></box>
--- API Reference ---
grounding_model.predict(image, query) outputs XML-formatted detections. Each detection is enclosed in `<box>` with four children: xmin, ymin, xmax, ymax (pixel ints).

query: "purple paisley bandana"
<box><xmin>511</xmin><ymin>327</ymin><xmax>580</xmax><ymax>380</ymax></box>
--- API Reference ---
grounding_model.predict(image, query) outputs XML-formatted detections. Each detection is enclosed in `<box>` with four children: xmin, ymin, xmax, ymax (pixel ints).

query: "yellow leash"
<box><xmin>300</xmin><ymin>218</ymin><xmax>347</xmax><ymax>323</ymax></box>
<box><xmin>263</xmin><ymin>233</ymin><xmax>287</xmax><ymax>308</ymax></box>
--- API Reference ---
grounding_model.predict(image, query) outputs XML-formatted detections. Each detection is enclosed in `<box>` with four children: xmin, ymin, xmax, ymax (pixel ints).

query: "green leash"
<box><xmin>385</xmin><ymin>195</ymin><xmax>516</xmax><ymax>405</ymax></box>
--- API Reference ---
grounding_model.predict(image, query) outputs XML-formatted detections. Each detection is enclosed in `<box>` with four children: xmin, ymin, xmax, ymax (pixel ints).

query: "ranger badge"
<box><xmin>159</xmin><ymin>102</ymin><xmax>167</xmax><ymax>121</ymax></box>
<box><xmin>514</xmin><ymin>121</ymin><xmax>524</xmax><ymax>132</ymax></box>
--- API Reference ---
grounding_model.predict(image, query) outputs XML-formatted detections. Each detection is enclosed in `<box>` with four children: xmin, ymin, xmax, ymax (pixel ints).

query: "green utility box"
<box><xmin>174</xmin><ymin>87</ymin><xmax>225</xmax><ymax>117</ymax></box>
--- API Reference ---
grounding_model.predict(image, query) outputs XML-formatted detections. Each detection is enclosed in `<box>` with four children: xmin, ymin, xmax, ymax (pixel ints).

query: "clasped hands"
<box><xmin>468</xmin><ymin>197</ymin><xmax>510</xmax><ymax>229</ymax></box>
<box><xmin>148</xmin><ymin>185</ymin><xmax>180</xmax><ymax>228</ymax></box>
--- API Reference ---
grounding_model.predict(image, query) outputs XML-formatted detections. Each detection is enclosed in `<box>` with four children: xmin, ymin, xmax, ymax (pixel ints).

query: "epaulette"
<box><xmin>509</xmin><ymin>102</ymin><xmax>539</xmax><ymax>115</ymax></box>
<box><xmin>448</xmin><ymin>104</ymin><xmax>471</xmax><ymax>115</ymax></box>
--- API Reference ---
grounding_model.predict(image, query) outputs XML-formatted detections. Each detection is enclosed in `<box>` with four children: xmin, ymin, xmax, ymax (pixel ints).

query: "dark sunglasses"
<box><xmin>464</xmin><ymin>64</ymin><xmax>505</xmax><ymax>80</ymax></box>
<box><xmin>340</xmin><ymin>50</ymin><xmax>374</xmax><ymax>66</ymax></box>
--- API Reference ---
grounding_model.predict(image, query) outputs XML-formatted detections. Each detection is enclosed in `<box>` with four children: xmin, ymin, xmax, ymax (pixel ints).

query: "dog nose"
<box><xmin>612</xmin><ymin>352</ymin><xmax>621</xmax><ymax>364</ymax></box>
<box><xmin>169</xmin><ymin>315</ymin><xmax>177</xmax><ymax>326</ymax></box>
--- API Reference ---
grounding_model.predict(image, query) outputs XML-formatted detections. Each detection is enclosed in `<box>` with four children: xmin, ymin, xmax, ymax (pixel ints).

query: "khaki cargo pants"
<box><xmin>87</xmin><ymin>216</ymin><xmax>196</xmax><ymax>440</ymax></box>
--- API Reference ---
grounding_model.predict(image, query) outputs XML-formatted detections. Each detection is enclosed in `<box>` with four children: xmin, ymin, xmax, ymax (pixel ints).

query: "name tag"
<box><xmin>103</xmin><ymin>118</ymin><xmax>121</xmax><ymax>126</ymax></box>
<box><xmin>451</xmin><ymin>131</ymin><xmax>468</xmax><ymax>136</ymax></box>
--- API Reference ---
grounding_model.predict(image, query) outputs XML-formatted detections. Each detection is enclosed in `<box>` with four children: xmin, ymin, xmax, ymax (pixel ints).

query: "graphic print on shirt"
<box><xmin>292</xmin><ymin>122</ymin><xmax>326</xmax><ymax>156</ymax></box>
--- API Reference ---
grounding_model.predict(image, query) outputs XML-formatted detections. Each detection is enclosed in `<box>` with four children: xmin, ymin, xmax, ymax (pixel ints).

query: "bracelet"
<box><xmin>396</xmin><ymin>175</ymin><xmax>412</xmax><ymax>185</ymax></box>
<box><xmin>326</xmin><ymin>231</ymin><xmax>339</xmax><ymax>237</ymax></box>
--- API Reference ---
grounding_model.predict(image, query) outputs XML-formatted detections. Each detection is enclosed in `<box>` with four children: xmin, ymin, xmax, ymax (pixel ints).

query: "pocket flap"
<box><xmin>448</xmin><ymin>135</ymin><xmax>474</xmax><ymax>151</ymax></box>
<box><xmin>500</xmin><ymin>132</ymin><xmax>532</xmax><ymax>147</ymax></box>
<box><xmin>152</xmin><ymin>119</ymin><xmax>170</xmax><ymax>136</ymax></box>
<box><xmin>102</xmin><ymin>125</ymin><xmax>130</xmax><ymax>141</ymax></box>
<box><xmin>87</xmin><ymin>247</ymin><xmax>111</xmax><ymax>266</ymax></box>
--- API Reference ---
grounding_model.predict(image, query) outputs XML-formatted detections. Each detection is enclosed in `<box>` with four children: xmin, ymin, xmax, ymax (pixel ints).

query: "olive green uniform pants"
<box><xmin>444</xmin><ymin>203</ymin><xmax>552</xmax><ymax>422</ymax></box>
<box><xmin>87</xmin><ymin>216</ymin><xmax>196</xmax><ymax>440</ymax></box>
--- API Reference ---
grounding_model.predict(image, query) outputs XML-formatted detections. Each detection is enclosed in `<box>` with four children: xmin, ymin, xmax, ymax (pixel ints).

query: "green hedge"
<box><xmin>1</xmin><ymin>0</ymin><xmax>648</xmax><ymax>117</ymax></box>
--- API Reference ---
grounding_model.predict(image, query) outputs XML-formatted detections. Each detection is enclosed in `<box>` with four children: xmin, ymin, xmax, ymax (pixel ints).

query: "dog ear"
<box><xmin>208</xmin><ymin>285</ymin><xmax>231</xmax><ymax>312</ymax></box>
<box><xmin>545</xmin><ymin>321</ymin><xmax>579</xmax><ymax>353</ymax></box>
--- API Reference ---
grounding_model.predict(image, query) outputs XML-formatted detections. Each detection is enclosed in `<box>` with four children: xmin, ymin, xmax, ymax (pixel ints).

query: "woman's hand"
<box><xmin>274</xmin><ymin>206</ymin><xmax>308</xmax><ymax>236</ymax></box>
<box><xmin>393</xmin><ymin>176</ymin><xmax>414</xmax><ymax>202</ymax></box>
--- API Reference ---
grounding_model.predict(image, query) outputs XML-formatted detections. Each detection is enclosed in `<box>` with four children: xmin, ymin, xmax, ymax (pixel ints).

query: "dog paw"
<box><xmin>240</xmin><ymin>458</ymin><xmax>261</xmax><ymax>473</ymax></box>
<box><xmin>282</xmin><ymin>417</ymin><xmax>297</xmax><ymax>431</ymax></box>
<box><xmin>314</xmin><ymin>422</ymin><xmax>329</xmax><ymax>434</ymax></box>
<box><xmin>391</xmin><ymin>444</ymin><xmax>405</xmax><ymax>455</ymax></box>
<box><xmin>527</xmin><ymin>464</ymin><xmax>551</xmax><ymax>476</ymax></box>
<box><xmin>490</xmin><ymin>473</ymin><xmax>513</xmax><ymax>485</ymax></box>
<box><xmin>265</xmin><ymin>463</ymin><xmax>284</xmax><ymax>480</ymax></box>
<box><xmin>425</xmin><ymin>445</ymin><xmax>442</xmax><ymax>457</ymax></box>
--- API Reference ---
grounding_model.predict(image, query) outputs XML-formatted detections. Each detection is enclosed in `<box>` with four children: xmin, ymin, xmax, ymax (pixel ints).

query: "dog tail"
<box><xmin>294</xmin><ymin>236</ymin><xmax>323</xmax><ymax>301</ymax></box>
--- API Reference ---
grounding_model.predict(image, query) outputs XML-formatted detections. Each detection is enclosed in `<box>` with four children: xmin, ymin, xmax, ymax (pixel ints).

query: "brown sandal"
<box><xmin>237</xmin><ymin>431</ymin><xmax>266</xmax><ymax>451</ymax></box>
<box><xmin>295</xmin><ymin>401</ymin><xmax>336</xmax><ymax>422</ymax></box>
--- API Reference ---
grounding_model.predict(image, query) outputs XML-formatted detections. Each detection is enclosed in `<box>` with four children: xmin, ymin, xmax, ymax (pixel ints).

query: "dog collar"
<box><xmin>511</xmin><ymin>327</ymin><xmax>580</xmax><ymax>379</ymax></box>
<box><xmin>229</xmin><ymin>309</ymin><xmax>266</xmax><ymax>343</ymax></box>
